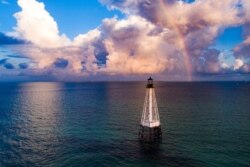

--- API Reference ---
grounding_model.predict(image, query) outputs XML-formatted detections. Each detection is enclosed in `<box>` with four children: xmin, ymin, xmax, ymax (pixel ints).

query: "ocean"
<box><xmin>0</xmin><ymin>82</ymin><xmax>250</xmax><ymax>167</ymax></box>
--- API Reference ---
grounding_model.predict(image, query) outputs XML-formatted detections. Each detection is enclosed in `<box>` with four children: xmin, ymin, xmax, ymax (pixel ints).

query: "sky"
<box><xmin>0</xmin><ymin>0</ymin><xmax>250</xmax><ymax>81</ymax></box>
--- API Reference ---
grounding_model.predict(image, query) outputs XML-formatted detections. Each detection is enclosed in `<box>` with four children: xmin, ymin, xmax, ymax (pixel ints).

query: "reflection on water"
<box><xmin>20</xmin><ymin>83</ymin><xmax>63</xmax><ymax>166</ymax></box>
<box><xmin>0</xmin><ymin>82</ymin><xmax>250</xmax><ymax>167</ymax></box>
<box><xmin>1</xmin><ymin>83</ymin><xmax>64</xmax><ymax>166</ymax></box>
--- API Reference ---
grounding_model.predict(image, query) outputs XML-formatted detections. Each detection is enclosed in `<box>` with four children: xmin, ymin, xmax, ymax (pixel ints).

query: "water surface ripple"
<box><xmin>0</xmin><ymin>82</ymin><xmax>250</xmax><ymax>167</ymax></box>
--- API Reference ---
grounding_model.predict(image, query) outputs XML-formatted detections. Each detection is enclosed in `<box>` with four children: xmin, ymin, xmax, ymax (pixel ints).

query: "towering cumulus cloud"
<box><xmin>6</xmin><ymin>0</ymin><xmax>250</xmax><ymax>80</ymax></box>
<box><xmin>15</xmin><ymin>0</ymin><xmax>70</xmax><ymax>48</ymax></box>
<box><xmin>12</xmin><ymin>0</ymin><xmax>101</xmax><ymax>75</ymax></box>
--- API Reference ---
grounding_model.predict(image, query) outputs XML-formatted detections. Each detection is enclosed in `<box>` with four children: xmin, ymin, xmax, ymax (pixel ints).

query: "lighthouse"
<box><xmin>139</xmin><ymin>77</ymin><xmax>162</xmax><ymax>142</ymax></box>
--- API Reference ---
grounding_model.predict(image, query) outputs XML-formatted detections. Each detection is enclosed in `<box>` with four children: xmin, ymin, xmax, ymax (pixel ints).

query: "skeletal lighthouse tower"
<box><xmin>139</xmin><ymin>77</ymin><xmax>162</xmax><ymax>142</ymax></box>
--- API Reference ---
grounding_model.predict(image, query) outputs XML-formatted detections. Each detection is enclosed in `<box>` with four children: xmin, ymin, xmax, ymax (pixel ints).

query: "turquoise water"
<box><xmin>0</xmin><ymin>82</ymin><xmax>250</xmax><ymax>167</ymax></box>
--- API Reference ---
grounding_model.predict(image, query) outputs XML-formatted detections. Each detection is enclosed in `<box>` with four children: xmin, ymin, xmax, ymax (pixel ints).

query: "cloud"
<box><xmin>0</xmin><ymin>58</ymin><xmax>16</xmax><ymax>70</ymax></box>
<box><xmin>234</xmin><ymin>24</ymin><xmax>250</xmax><ymax>57</ymax></box>
<box><xmin>98</xmin><ymin>15</ymin><xmax>194</xmax><ymax>75</ymax></box>
<box><xmin>194</xmin><ymin>49</ymin><xmax>222</xmax><ymax>74</ymax></box>
<box><xmin>0</xmin><ymin>58</ymin><xmax>8</xmax><ymax>65</ymax></box>
<box><xmin>0</xmin><ymin>32</ymin><xmax>25</xmax><ymax>45</ymax></box>
<box><xmin>233</xmin><ymin>0</ymin><xmax>250</xmax><ymax>73</ymax></box>
<box><xmin>7</xmin><ymin>54</ymin><xmax>28</xmax><ymax>59</ymax></box>
<box><xmin>3</xmin><ymin>63</ymin><xmax>15</xmax><ymax>69</ymax></box>
<box><xmin>4</xmin><ymin>0</ymin><xmax>250</xmax><ymax>80</ymax></box>
<box><xmin>19</xmin><ymin>63</ymin><xmax>29</xmax><ymax>69</ymax></box>
<box><xmin>234</xmin><ymin>59</ymin><xmax>244</xmax><ymax>70</ymax></box>
<box><xmin>8</xmin><ymin>0</ymin><xmax>103</xmax><ymax>77</ymax></box>
<box><xmin>99</xmin><ymin>0</ymin><xmax>248</xmax><ymax>76</ymax></box>
<box><xmin>14</xmin><ymin>0</ymin><xmax>70</xmax><ymax>48</ymax></box>
<box><xmin>54</xmin><ymin>58</ymin><xmax>69</xmax><ymax>68</ymax></box>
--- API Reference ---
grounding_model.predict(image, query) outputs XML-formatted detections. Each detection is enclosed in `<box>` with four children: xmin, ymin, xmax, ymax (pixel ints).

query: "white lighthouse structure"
<box><xmin>139</xmin><ymin>77</ymin><xmax>162</xmax><ymax>142</ymax></box>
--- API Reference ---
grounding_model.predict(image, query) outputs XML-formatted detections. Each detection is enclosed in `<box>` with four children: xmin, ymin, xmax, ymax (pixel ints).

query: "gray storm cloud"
<box><xmin>4</xmin><ymin>0</ymin><xmax>250</xmax><ymax>80</ymax></box>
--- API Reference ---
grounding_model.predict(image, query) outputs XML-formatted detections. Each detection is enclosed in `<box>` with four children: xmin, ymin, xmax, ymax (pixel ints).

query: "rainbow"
<box><xmin>159</xmin><ymin>0</ymin><xmax>193</xmax><ymax>81</ymax></box>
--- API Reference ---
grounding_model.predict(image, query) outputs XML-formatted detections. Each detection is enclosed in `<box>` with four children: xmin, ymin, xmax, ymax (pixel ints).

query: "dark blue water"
<box><xmin>0</xmin><ymin>82</ymin><xmax>250</xmax><ymax>167</ymax></box>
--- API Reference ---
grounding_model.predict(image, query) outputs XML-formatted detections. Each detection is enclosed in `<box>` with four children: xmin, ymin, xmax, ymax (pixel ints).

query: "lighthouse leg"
<box><xmin>139</xmin><ymin>125</ymin><xmax>162</xmax><ymax>143</ymax></box>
